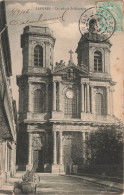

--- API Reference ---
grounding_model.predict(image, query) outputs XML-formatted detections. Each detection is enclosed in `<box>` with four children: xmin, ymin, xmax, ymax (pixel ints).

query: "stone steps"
<box><xmin>14</xmin><ymin>171</ymin><xmax>54</xmax><ymax>179</ymax></box>
<box><xmin>14</xmin><ymin>171</ymin><xmax>26</xmax><ymax>178</ymax></box>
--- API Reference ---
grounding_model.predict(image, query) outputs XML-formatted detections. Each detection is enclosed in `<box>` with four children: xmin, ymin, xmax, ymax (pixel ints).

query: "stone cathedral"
<box><xmin>17</xmin><ymin>25</ymin><xmax>116</xmax><ymax>174</ymax></box>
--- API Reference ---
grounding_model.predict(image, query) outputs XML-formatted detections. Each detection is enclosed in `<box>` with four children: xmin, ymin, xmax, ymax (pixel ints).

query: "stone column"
<box><xmin>45</xmin><ymin>83</ymin><xmax>49</xmax><ymax>112</ymax></box>
<box><xmin>82</xmin><ymin>132</ymin><xmax>86</xmax><ymax>162</ymax></box>
<box><xmin>110</xmin><ymin>88</ymin><xmax>114</xmax><ymax>116</ymax></box>
<box><xmin>10</xmin><ymin>143</ymin><xmax>14</xmax><ymax>176</ymax></box>
<box><xmin>111</xmin><ymin>90</ymin><xmax>114</xmax><ymax>116</ymax></box>
<box><xmin>53</xmin><ymin>81</ymin><xmax>56</xmax><ymax>111</ymax></box>
<box><xmin>59</xmin><ymin>131</ymin><xmax>63</xmax><ymax>165</ymax></box>
<box><xmin>87</xmin><ymin>84</ymin><xmax>90</xmax><ymax>112</ymax></box>
<box><xmin>28</xmin><ymin>82</ymin><xmax>31</xmax><ymax>112</ymax></box>
<box><xmin>84</xmin><ymin>84</ymin><xmax>87</xmax><ymax>112</ymax></box>
<box><xmin>53</xmin><ymin>131</ymin><xmax>57</xmax><ymax>164</ymax></box>
<box><xmin>59</xmin><ymin>82</ymin><xmax>62</xmax><ymax>111</ymax></box>
<box><xmin>81</xmin><ymin>83</ymin><xmax>85</xmax><ymax>112</ymax></box>
<box><xmin>107</xmin><ymin>87</ymin><xmax>110</xmax><ymax>115</ymax></box>
<box><xmin>7</xmin><ymin>147</ymin><xmax>9</xmax><ymax>172</ymax></box>
<box><xmin>91</xmin><ymin>85</ymin><xmax>95</xmax><ymax>114</ymax></box>
<box><xmin>45</xmin><ymin>132</ymin><xmax>48</xmax><ymax>162</ymax></box>
<box><xmin>77</xmin><ymin>90</ymin><xmax>79</xmax><ymax>116</ymax></box>
<box><xmin>13</xmin><ymin>143</ymin><xmax>16</xmax><ymax>175</ymax></box>
<box><xmin>28</xmin><ymin>133</ymin><xmax>32</xmax><ymax>165</ymax></box>
<box><xmin>109</xmin><ymin>89</ymin><xmax>111</xmax><ymax>116</ymax></box>
<box><xmin>5</xmin><ymin>142</ymin><xmax>8</xmax><ymax>172</ymax></box>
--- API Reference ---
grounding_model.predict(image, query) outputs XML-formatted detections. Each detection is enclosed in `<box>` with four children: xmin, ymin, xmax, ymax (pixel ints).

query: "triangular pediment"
<box><xmin>53</xmin><ymin>62</ymin><xmax>89</xmax><ymax>78</ymax></box>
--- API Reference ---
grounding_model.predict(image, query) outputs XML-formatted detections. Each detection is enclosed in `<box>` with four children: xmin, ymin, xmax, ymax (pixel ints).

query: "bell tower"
<box><xmin>21</xmin><ymin>25</ymin><xmax>56</xmax><ymax>74</ymax></box>
<box><xmin>17</xmin><ymin>26</ymin><xmax>56</xmax><ymax>171</ymax></box>
<box><xmin>76</xmin><ymin>19</ymin><xmax>111</xmax><ymax>77</ymax></box>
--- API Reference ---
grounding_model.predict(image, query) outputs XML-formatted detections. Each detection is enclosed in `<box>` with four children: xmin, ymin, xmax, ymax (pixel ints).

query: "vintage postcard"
<box><xmin>0</xmin><ymin>0</ymin><xmax>123</xmax><ymax>194</ymax></box>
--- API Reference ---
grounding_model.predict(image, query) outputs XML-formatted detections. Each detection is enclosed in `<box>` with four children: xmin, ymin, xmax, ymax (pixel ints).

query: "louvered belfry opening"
<box><xmin>34</xmin><ymin>45</ymin><xmax>43</xmax><ymax>67</ymax></box>
<box><xmin>94</xmin><ymin>51</ymin><xmax>102</xmax><ymax>72</ymax></box>
<box><xmin>95</xmin><ymin>93</ymin><xmax>104</xmax><ymax>115</ymax></box>
<box><xmin>34</xmin><ymin>89</ymin><xmax>44</xmax><ymax>113</ymax></box>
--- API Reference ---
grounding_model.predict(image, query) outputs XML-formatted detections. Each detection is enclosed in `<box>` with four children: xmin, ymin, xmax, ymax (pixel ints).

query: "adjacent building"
<box><xmin>0</xmin><ymin>1</ymin><xmax>17</xmax><ymax>186</ymax></box>
<box><xmin>17</xmin><ymin>24</ymin><xmax>117</xmax><ymax>174</ymax></box>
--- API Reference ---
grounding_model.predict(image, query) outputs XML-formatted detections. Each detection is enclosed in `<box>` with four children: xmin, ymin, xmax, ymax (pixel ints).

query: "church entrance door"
<box><xmin>63</xmin><ymin>139</ymin><xmax>72</xmax><ymax>174</ymax></box>
<box><xmin>33</xmin><ymin>150</ymin><xmax>44</xmax><ymax>172</ymax></box>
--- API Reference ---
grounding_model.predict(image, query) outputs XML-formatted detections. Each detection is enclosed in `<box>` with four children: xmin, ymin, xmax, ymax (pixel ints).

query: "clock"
<box><xmin>66</xmin><ymin>90</ymin><xmax>74</xmax><ymax>99</ymax></box>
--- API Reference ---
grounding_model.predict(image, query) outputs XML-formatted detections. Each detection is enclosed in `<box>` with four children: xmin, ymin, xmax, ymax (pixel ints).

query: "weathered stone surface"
<box><xmin>17</xmin><ymin>26</ymin><xmax>116</xmax><ymax>174</ymax></box>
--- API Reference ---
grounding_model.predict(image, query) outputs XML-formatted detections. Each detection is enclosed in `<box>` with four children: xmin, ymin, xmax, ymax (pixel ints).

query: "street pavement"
<box><xmin>0</xmin><ymin>174</ymin><xmax>122</xmax><ymax>195</ymax></box>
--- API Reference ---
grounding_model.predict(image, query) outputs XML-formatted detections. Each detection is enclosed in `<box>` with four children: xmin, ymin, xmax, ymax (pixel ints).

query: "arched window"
<box><xmin>94</xmin><ymin>51</ymin><xmax>102</xmax><ymax>72</ymax></box>
<box><xmin>34</xmin><ymin>45</ymin><xmax>43</xmax><ymax>67</ymax></box>
<box><xmin>64</xmin><ymin>90</ymin><xmax>77</xmax><ymax>118</ymax></box>
<box><xmin>95</xmin><ymin>93</ymin><xmax>104</xmax><ymax>115</ymax></box>
<box><xmin>34</xmin><ymin>89</ymin><xmax>44</xmax><ymax>113</ymax></box>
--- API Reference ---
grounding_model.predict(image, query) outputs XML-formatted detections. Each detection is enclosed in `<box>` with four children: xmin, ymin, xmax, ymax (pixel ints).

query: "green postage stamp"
<box><xmin>97</xmin><ymin>1</ymin><xmax>123</xmax><ymax>32</ymax></box>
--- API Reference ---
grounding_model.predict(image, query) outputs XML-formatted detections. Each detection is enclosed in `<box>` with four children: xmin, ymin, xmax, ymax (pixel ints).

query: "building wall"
<box><xmin>0</xmin><ymin>1</ymin><xmax>17</xmax><ymax>187</ymax></box>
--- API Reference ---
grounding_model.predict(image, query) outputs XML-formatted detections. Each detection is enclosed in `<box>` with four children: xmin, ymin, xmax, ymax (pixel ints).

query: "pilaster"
<box><xmin>52</xmin><ymin>80</ymin><xmax>64</xmax><ymax>119</ymax></box>
<box><xmin>28</xmin><ymin>82</ymin><xmax>31</xmax><ymax>112</ymax></box>
<box><xmin>107</xmin><ymin>87</ymin><xmax>110</xmax><ymax>115</ymax></box>
<box><xmin>90</xmin><ymin>85</ymin><xmax>95</xmax><ymax>114</ymax></box>
<box><xmin>110</xmin><ymin>87</ymin><xmax>114</xmax><ymax>116</ymax></box>
<box><xmin>45</xmin><ymin>83</ymin><xmax>49</xmax><ymax>112</ymax></box>
<box><xmin>82</xmin><ymin>132</ymin><xmax>86</xmax><ymax>163</ymax></box>
<box><xmin>27</xmin><ymin>133</ymin><xmax>33</xmax><ymax>170</ymax></box>
<box><xmin>53</xmin><ymin>131</ymin><xmax>57</xmax><ymax>165</ymax></box>
<box><xmin>59</xmin><ymin>131</ymin><xmax>63</xmax><ymax>165</ymax></box>
<box><xmin>5</xmin><ymin>141</ymin><xmax>8</xmax><ymax>172</ymax></box>
<box><xmin>52</xmin><ymin>131</ymin><xmax>59</xmax><ymax>174</ymax></box>
<box><xmin>59</xmin><ymin>82</ymin><xmax>62</xmax><ymax>111</ymax></box>
<box><xmin>84</xmin><ymin>84</ymin><xmax>87</xmax><ymax>112</ymax></box>
<box><xmin>87</xmin><ymin>84</ymin><xmax>90</xmax><ymax>112</ymax></box>
<box><xmin>81</xmin><ymin>83</ymin><xmax>85</xmax><ymax>112</ymax></box>
<box><xmin>53</xmin><ymin>81</ymin><xmax>56</xmax><ymax>111</ymax></box>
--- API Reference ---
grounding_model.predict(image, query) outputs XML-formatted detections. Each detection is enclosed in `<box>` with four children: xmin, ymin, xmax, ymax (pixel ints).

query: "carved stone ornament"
<box><xmin>62</xmin><ymin>135</ymin><xmax>73</xmax><ymax>141</ymax></box>
<box><xmin>94</xmin><ymin>87</ymin><xmax>104</xmax><ymax>95</ymax></box>
<box><xmin>30</xmin><ymin>40</ymin><xmax>43</xmax><ymax>46</ymax></box>
<box><xmin>67</xmin><ymin>68</ymin><xmax>76</xmax><ymax>80</ymax></box>
<box><xmin>32</xmin><ymin>135</ymin><xmax>43</xmax><ymax>150</ymax></box>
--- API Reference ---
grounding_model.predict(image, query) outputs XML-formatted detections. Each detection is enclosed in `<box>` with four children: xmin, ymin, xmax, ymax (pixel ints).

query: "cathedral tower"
<box><xmin>17</xmin><ymin>26</ymin><xmax>55</xmax><ymax>172</ymax></box>
<box><xmin>21</xmin><ymin>25</ymin><xmax>55</xmax><ymax>73</ymax></box>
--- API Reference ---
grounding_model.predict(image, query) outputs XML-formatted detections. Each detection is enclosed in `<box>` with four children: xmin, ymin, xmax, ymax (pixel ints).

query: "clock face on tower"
<box><xmin>66</xmin><ymin>90</ymin><xmax>74</xmax><ymax>99</ymax></box>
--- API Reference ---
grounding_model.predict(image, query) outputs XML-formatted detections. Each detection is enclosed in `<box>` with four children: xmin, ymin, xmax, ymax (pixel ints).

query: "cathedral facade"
<box><xmin>17</xmin><ymin>25</ymin><xmax>116</xmax><ymax>174</ymax></box>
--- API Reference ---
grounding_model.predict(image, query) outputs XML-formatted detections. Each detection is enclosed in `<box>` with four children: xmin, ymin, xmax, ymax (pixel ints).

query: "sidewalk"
<box><xmin>66</xmin><ymin>174</ymin><xmax>124</xmax><ymax>192</ymax></box>
<box><xmin>0</xmin><ymin>176</ymin><xmax>22</xmax><ymax>194</ymax></box>
<box><xmin>0</xmin><ymin>183</ymin><xmax>13</xmax><ymax>194</ymax></box>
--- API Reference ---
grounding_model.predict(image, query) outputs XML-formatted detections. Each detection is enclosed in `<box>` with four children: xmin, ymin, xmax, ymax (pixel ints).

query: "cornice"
<box><xmin>90</xmin><ymin>77</ymin><xmax>112</xmax><ymax>82</ymax></box>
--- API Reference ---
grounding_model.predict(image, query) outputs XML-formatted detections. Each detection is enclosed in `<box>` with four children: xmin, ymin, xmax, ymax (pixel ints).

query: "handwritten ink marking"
<box><xmin>9</xmin><ymin>11</ymin><xmax>67</xmax><ymax>25</ymax></box>
<box><xmin>11</xmin><ymin>8</ymin><xmax>30</xmax><ymax>17</ymax></box>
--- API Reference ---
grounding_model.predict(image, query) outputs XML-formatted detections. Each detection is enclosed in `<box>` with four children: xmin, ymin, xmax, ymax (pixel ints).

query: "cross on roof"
<box><xmin>68</xmin><ymin>50</ymin><xmax>74</xmax><ymax>60</ymax></box>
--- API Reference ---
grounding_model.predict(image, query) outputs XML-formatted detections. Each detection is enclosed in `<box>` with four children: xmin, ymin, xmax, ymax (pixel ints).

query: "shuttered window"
<box><xmin>34</xmin><ymin>89</ymin><xmax>44</xmax><ymax>113</ymax></box>
<box><xmin>34</xmin><ymin>45</ymin><xmax>43</xmax><ymax>67</ymax></box>
<box><xmin>95</xmin><ymin>93</ymin><xmax>104</xmax><ymax>115</ymax></box>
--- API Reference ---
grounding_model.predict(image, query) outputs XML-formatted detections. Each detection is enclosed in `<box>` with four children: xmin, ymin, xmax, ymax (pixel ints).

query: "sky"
<box><xmin>5</xmin><ymin>0</ymin><xmax>124</xmax><ymax>121</ymax></box>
